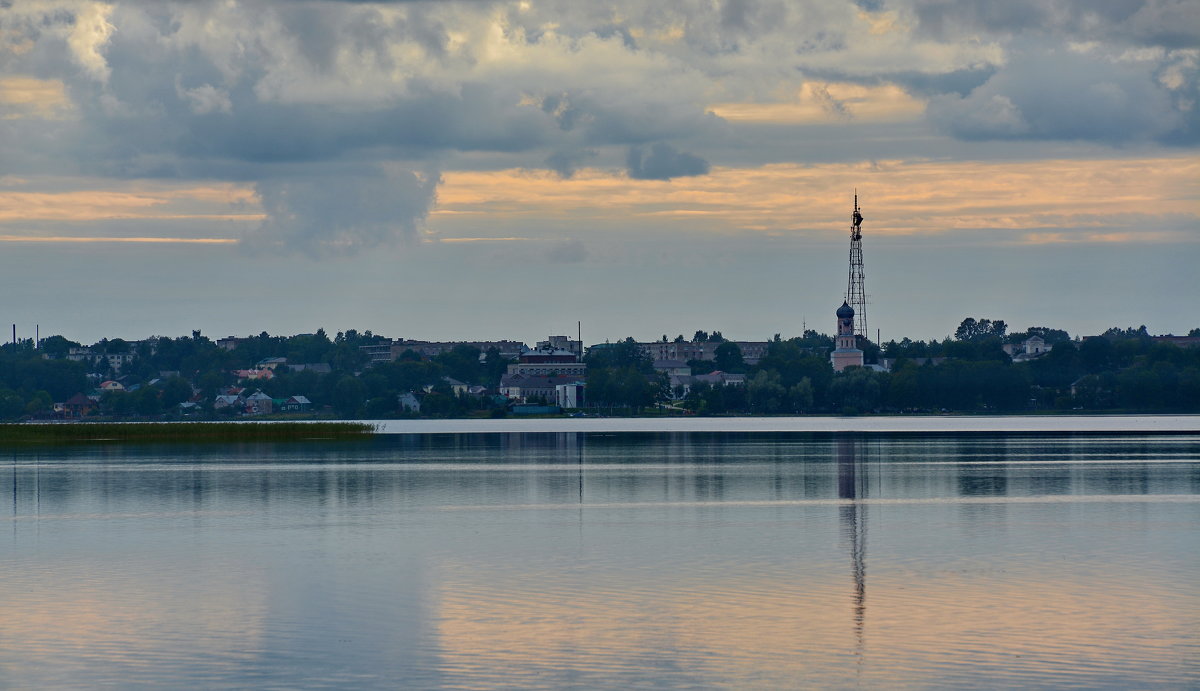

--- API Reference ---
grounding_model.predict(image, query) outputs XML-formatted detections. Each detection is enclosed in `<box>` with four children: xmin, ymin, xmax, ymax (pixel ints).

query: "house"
<box><xmin>232</xmin><ymin>368</ymin><xmax>274</xmax><ymax>381</ymax></box>
<box><xmin>244</xmin><ymin>391</ymin><xmax>273</xmax><ymax>415</ymax></box>
<box><xmin>693</xmin><ymin>371</ymin><xmax>746</xmax><ymax>387</ymax></box>
<box><xmin>287</xmin><ymin>363</ymin><xmax>332</xmax><ymax>374</ymax></box>
<box><xmin>1006</xmin><ymin>336</ymin><xmax>1050</xmax><ymax>362</ymax></box>
<box><xmin>555</xmin><ymin>382</ymin><xmax>586</xmax><ymax>409</ymax></box>
<box><xmin>362</xmin><ymin>339</ymin><xmax>528</xmax><ymax>363</ymax></box>
<box><xmin>398</xmin><ymin>392</ymin><xmax>421</xmax><ymax>413</ymax></box>
<box><xmin>507</xmin><ymin>338</ymin><xmax>587</xmax><ymax>378</ymax></box>
<box><xmin>1153</xmin><ymin>336</ymin><xmax>1200</xmax><ymax>348</ymax></box>
<box><xmin>442</xmin><ymin>377</ymin><xmax>469</xmax><ymax>395</ymax></box>
<box><xmin>653</xmin><ymin>360</ymin><xmax>691</xmax><ymax>376</ymax></box>
<box><xmin>216</xmin><ymin>336</ymin><xmax>247</xmax><ymax>351</ymax></box>
<box><xmin>536</xmin><ymin>335</ymin><xmax>583</xmax><ymax>359</ymax></box>
<box><xmin>256</xmin><ymin>357</ymin><xmax>288</xmax><ymax>370</ymax></box>
<box><xmin>879</xmin><ymin>357</ymin><xmax>948</xmax><ymax>370</ymax></box>
<box><xmin>98</xmin><ymin>380</ymin><xmax>125</xmax><ymax>392</ymax></box>
<box><xmin>638</xmin><ymin>340</ymin><xmax>772</xmax><ymax>365</ymax></box>
<box><xmin>66</xmin><ymin>346</ymin><xmax>93</xmax><ymax>363</ymax></box>
<box><xmin>279</xmin><ymin>395</ymin><xmax>312</xmax><ymax>412</ymax></box>
<box><xmin>499</xmin><ymin>373</ymin><xmax>584</xmax><ymax>402</ymax></box>
<box><xmin>103</xmin><ymin>352</ymin><xmax>136</xmax><ymax>371</ymax></box>
<box><xmin>213</xmin><ymin>394</ymin><xmax>242</xmax><ymax>410</ymax></box>
<box><xmin>58</xmin><ymin>393</ymin><xmax>96</xmax><ymax>418</ymax></box>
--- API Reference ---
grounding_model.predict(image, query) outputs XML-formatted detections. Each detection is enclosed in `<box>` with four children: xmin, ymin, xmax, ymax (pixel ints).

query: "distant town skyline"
<box><xmin>2</xmin><ymin>1</ymin><xmax>1197</xmax><ymax>344</ymax></box>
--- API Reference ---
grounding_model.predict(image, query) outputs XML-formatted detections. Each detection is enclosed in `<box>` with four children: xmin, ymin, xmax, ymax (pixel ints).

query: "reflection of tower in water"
<box><xmin>837</xmin><ymin>436</ymin><xmax>867</xmax><ymax>671</ymax></box>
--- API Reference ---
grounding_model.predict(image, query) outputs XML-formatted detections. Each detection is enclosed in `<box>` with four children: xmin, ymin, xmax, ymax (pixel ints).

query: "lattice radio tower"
<box><xmin>846</xmin><ymin>191</ymin><xmax>867</xmax><ymax>339</ymax></box>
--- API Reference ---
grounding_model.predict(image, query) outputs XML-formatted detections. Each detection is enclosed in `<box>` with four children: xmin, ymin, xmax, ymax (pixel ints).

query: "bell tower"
<box><xmin>831</xmin><ymin>303</ymin><xmax>864</xmax><ymax>372</ymax></box>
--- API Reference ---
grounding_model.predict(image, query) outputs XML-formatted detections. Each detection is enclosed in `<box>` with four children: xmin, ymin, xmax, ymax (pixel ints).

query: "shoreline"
<box><xmin>366</xmin><ymin>414</ymin><xmax>1200</xmax><ymax>435</ymax></box>
<box><xmin>0</xmin><ymin>421</ymin><xmax>377</xmax><ymax>444</ymax></box>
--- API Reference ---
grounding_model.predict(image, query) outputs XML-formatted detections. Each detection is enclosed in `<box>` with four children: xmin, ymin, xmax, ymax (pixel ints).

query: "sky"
<box><xmin>1</xmin><ymin>0</ymin><xmax>1197</xmax><ymax>346</ymax></box>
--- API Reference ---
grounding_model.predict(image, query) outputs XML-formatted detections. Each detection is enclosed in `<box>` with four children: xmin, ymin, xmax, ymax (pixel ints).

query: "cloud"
<box><xmin>0</xmin><ymin>77</ymin><xmax>72</xmax><ymax>119</ymax></box>
<box><xmin>909</xmin><ymin>0</ymin><xmax>1200</xmax><ymax>48</ymax></box>
<box><xmin>2</xmin><ymin>0</ymin><xmax>1198</xmax><ymax>259</ymax></box>
<box><xmin>432</xmin><ymin>155</ymin><xmax>1200</xmax><ymax>241</ymax></box>
<box><xmin>545</xmin><ymin>148</ymin><xmax>595</xmax><ymax>179</ymax></box>
<box><xmin>545</xmin><ymin>238</ymin><xmax>588</xmax><ymax>263</ymax></box>
<box><xmin>246</xmin><ymin>166</ymin><xmax>440</xmax><ymax>258</ymax></box>
<box><xmin>927</xmin><ymin>43</ymin><xmax>1189</xmax><ymax>143</ymax></box>
<box><xmin>710</xmin><ymin>81</ymin><xmax>925</xmax><ymax>124</ymax></box>
<box><xmin>66</xmin><ymin>2</ymin><xmax>115</xmax><ymax>82</ymax></box>
<box><xmin>626</xmin><ymin>143</ymin><xmax>710</xmax><ymax>180</ymax></box>
<box><xmin>176</xmin><ymin>82</ymin><xmax>232</xmax><ymax>115</ymax></box>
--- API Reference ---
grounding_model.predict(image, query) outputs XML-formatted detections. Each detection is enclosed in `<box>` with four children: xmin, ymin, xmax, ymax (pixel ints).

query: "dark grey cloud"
<box><xmin>799</xmin><ymin>66</ymin><xmax>996</xmax><ymax>99</ymax></box>
<box><xmin>927</xmin><ymin>44</ymin><xmax>1189</xmax><ymax>144</ymax></box>
<box><xmin>852</xmin><ymin>0</ymin><xmax>886</xmax><ymax>11</ymax></box>
<box><xmin>626</xmin><ymin>143</ymin><xmax>711</xmax><ymax>180</ymax></box>
<box><xmin>910</xmin><ymin>0</ymin><xmax>1200</xmax><ymax>48</ymax></box>
<box><xmin>545</xmin><ymin>238</ymin><xmax>589</xmax><ymax>263</ymax></box>
<box><xmin>545</xmin><ymin>149</ymin><xmax>596</xmax><ymax>179</ymax></box>
<box><xmin>247</xmin><ymin>167</ymin><xmax>439</xmax><ymax>257</ymax></box>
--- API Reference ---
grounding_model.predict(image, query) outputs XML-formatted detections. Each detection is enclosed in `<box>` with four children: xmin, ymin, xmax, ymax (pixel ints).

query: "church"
<box><xmin>830</xmin><ymin>301</ymin><xmax>864</xmax><ymax>372</ymax></box>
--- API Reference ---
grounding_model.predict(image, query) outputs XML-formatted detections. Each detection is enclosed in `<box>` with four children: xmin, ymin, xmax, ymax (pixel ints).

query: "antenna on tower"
<box><xmin>846</xmin><ymin>190</ymin><xmax>868</xmax><ymax>339</ymax></box>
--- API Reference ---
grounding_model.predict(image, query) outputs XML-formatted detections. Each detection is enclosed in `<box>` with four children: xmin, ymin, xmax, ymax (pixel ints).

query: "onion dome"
<box><xmin>836</xmin><ymin>301</ymin><xmax>855</xmax><ymax>319</ymax></box>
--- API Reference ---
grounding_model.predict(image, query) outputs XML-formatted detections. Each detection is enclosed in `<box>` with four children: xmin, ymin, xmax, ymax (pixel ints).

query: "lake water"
<box><xmin>3</xmin><ymin>423</ymin><xmax>1198</xmax><ymax>689</ymax></box>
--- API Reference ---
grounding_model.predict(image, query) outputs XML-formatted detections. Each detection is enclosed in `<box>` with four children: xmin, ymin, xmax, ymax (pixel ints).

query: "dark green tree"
<box><xmin>713</xmin><ymin>342</ymin><xmax>745</xmax><ymax>372</ymax></box>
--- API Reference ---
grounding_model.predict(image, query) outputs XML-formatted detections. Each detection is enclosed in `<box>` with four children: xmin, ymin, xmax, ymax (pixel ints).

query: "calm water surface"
<box><xmin>3</xmin><ymin>429</ymin><xmax>1198</xmax><ymax>689</ymax></box>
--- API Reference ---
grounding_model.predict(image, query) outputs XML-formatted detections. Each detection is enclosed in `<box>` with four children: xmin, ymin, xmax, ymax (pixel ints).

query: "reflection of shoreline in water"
<box><xmin>3</xmin><ymin>434</ymin><xmax>1197</xmax><ymax>689</ymax></box>
<box><xmin>2</xmin><ymin>433</ymin><xmax>1193</xmax><ymax>515</ymax></box>
<box><xmin>838</xmin><ymin>436</ymin><xmax>868</xmax><ymax>673</ymax></box>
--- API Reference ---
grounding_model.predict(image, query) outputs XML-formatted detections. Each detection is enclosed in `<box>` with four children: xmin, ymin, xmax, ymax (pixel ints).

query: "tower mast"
<box><xmin>846</xmin><ymin>191</ymin><xmax>868</xmax><ymax>340</ymax></box>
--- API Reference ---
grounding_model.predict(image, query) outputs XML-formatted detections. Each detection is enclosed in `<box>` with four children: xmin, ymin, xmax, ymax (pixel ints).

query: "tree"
<box><xmin>434</xmin><ymin>344</ymin><xmax>483</xmax><ymax>384</ymax></box>
<box><xmin>829</xmin><ymin>368</ymin><xmax>882</xmax><ymax>414</ymax></box>
<box><xmin>790</xmin><ymin>377</ymin><xmax>814</xmax><ymax>412</ymax></box>
<box><xmin>332</xmin><ymin>376</ymin><xmax>367</xmax><ymax>417</ymax></box>
<box><xmin>160</xmin><ymin>377</ymin><xmax>194</xmax><ymax>408</ymax></box>
<box><xmin>0</xmin><ymin>389</ymin><xmax>24</xmax><ymax>419</ymax></box>
<box><xmin>747</xmin><ymin>370</ymin><xmax>787</xmax><ymax>414</ymax></box>
<box><xmin>1010</xmin><ymin>326</ymin><xmax>1070</xmax><ymax>345</ymax></box>
<box><xmin>713</xmin><ymin>342</ymin><xmax>744</xmax><ymax>372</ymax></box>
<box><xmin>587</xmin><ymin>366</ymin><xmax>664</xmax><ymax>410</ymax></box>
<box><xmin>39</xmin><ymin>335</ymin><xmax>79</xmax><ymax>358</ymax></box>
<box><xmin>133</xmin><ymin>387</ymin><xmax>163</xmax><ymax>416</ymax></box>
<box><xmin>24</xmin><ymin>390</ymin><xmax>52</xmax><ymax>417</ymax></box>
<box><xmin>955</xmin><ymin>318</ymin><xmax>1007</xmax><ymax>342</ymax></box>
<box><xmin>584</xmin><ymin>338</ymin><xmax>652</xmax><ymax>373</ymax></box>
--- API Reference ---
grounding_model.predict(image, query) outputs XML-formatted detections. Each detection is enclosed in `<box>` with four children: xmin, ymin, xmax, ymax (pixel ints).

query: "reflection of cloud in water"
<box><xmin>0</xmin><ymin>559</ymin><xmax>267</xmax><ymax>687</ymax></box>
<box><xmin>431</xmin><ymin>553</ymin><xmax>1199</xmax><ymax>688</ymax></box>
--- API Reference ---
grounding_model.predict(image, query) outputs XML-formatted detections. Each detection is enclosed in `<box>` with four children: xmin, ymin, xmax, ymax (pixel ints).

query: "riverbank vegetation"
<box><xmin>0</xmin><ymin>322</ymin><xmax>1196</xmax><ymax>421</ymax></box>
<box><xmin>0</xmin><ymin>422</ymin><xmax>377</xmax><ymax>444</ymax></box>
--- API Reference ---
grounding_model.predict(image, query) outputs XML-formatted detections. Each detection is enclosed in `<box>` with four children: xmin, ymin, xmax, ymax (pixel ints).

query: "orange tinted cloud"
<box><xmin>0</xmin><ymin>76</ymin><xmax>71</xmax><ymax>119</ymax></box>
<box><xmin>710</xmin><ymin>82</ymin><xmax>925</xmax><ymax>124</ymax></box>
<box><xmin>0</xmin><ymin>182</ymin><xmax>262</xmax><ymax>224</ymax></box>
<box><xmin>433</xmin><ymin>155</ymin><xmax>1199</xmax><ymax>243</ymax></box>
<box><xmin>0</xmin><ymin>235</ymin><xmax>236</xmax><ymax>244</ymax></box>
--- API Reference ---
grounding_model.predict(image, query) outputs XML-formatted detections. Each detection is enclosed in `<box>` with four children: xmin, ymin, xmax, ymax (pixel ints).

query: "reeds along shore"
<box><xmin>0</xmin><ymin>422</ymin><xmax>378</xmax><ymax>444</ymax></box>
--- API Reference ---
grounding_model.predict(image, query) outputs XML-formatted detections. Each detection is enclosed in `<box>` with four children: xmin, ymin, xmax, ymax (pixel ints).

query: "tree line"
<box><xmin>1</xmin><ymin>320</ymin><xmax>1197</xmax><ymax>420</ymax></box>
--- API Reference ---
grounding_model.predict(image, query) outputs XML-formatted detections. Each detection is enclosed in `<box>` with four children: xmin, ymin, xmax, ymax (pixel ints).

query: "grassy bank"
<box><xmin>0</xmin><ymin>421</ymin><xmax>378</xmax><ymax>445</ymax></box>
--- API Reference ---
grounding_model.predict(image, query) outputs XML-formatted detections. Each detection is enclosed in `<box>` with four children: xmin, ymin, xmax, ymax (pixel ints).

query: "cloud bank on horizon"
<box><xmin>1</xmin><ymin>0</ymin><xmax>1197</xmax><ymax>340</ymax></box>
